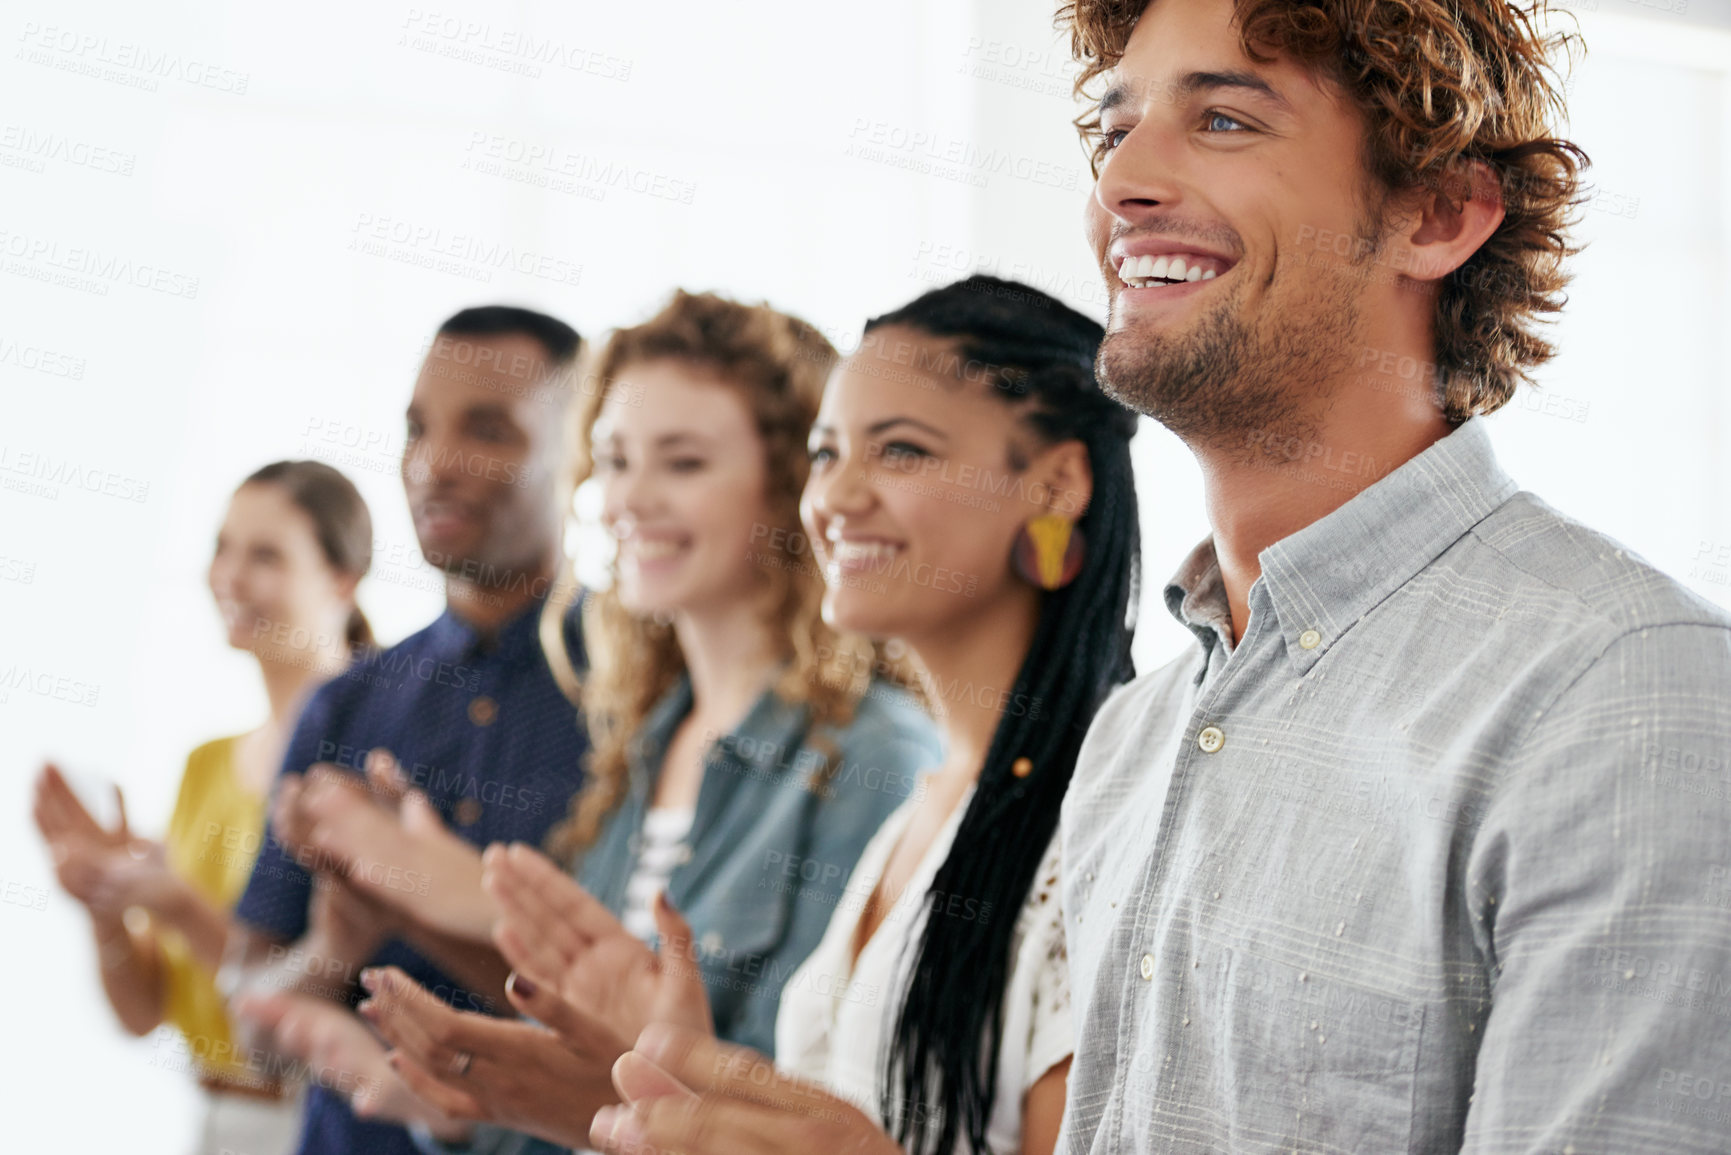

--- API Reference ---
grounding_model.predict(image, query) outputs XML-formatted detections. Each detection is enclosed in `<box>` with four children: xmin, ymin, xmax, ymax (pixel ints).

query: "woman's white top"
<box><xmin>620</xmin><ymin>806</ymin><xmax>695</xmax><ymax>941</ymax></box>
<box><xmin>776</xmin><ymin>784</ymin><xmax>1072</xmax><ymax>1155</ymax></box>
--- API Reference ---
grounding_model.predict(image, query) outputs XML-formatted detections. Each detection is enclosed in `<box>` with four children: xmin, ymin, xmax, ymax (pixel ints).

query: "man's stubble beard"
<box><xmin>1095</xmin><ymin>263</ymin><xmax>1367</xmax><ymax>465</ymax></box>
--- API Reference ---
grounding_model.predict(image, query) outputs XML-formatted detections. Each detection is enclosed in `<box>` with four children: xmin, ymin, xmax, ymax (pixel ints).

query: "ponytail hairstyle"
<box><xmin>871</xmin><ymin>275</ymin><xmax>1140</xmax><ymax>1155</ymax></box>
<box><xmin>243</xmin><ymin>460</ymin><xmax>376</xmax><ymax>650</ymax></box>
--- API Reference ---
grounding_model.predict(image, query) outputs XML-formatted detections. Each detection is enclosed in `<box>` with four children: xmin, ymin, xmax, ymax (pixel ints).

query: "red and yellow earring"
<box><xmin>1012</xmin><ymin>512</ymin><xmax>1085</xmax><ymax>590</ymax></box>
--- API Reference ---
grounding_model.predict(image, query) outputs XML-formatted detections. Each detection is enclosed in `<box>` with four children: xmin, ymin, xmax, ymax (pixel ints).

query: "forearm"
<box><xmin>91</xmin><ymin>910</ymin><xmax>164</xmax><ymax>1036</ymax></box>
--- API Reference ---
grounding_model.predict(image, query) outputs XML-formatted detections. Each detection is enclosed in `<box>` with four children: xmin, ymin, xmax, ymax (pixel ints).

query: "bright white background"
<box><xmin>1</xmin><ymin>0</ymin><xmax>1727</xmax><ymax>1148</ymax></box>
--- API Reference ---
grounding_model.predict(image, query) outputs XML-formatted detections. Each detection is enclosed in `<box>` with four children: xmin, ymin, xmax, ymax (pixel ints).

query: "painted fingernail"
<box><xmin>359</xmin><ymin>968</ymin><xmax>382</xmax><ymax>992</ymax></box>
<box><xmin>506</xmin><ymin>972</ymin><xmax>537</xmax><ymax>1001</ymax></box>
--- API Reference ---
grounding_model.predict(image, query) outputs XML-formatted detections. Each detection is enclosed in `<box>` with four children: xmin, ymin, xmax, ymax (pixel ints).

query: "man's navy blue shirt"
<box><xmin>235</xmin><ymin>597</ymin><xmax>588</xmax><ymax>1155</ymax></box>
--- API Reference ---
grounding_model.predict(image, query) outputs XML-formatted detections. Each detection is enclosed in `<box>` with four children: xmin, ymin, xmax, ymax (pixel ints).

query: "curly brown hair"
<box><xmin>544</xmin><ymin>290</ymin><xmax>881</xmax><ymax>863</ymax></box>
<box><xmin>1059</xmin><ymin>0</ymin><xmax>1590</xmax><ymax>421</ymax></box>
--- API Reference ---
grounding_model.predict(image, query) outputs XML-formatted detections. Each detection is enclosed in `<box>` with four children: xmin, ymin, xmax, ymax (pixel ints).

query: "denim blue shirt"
<box><xmin>236</xmin><ymin>597</ymin><xmax>589</xmax><ymax>1155</ymax></box>
<box><xmin>425</xmin><ymin>672</ymin><xmax>942</xmax><ymax>1155</ymax></box>
<box><xmin>1059</xmin><ymin>418</ymin><xmax>1731</xmax><ymax>1153</ymax></box>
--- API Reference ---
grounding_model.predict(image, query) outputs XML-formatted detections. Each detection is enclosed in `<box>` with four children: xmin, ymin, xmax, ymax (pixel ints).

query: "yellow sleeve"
<box><xmin>154</xmin><ymin>738</ymin><xmax>267</xmax><ymax>1080</ymax></box>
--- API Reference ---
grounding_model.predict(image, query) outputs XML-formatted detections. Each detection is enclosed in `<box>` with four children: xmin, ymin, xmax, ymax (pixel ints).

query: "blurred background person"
<box><xmin>223</xmin><ymin>305</ymin><xmax>592</xmax><ymax>1155</ymax></box>
<box><xmin>32</xmin><ymin>459</ymin><xmax>374</xmax><ymax>1155</ymax></box>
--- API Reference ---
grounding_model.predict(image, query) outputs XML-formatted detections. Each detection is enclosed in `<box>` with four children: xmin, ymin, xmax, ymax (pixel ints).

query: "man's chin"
<box><xmin>417</xmin><ymin>537</ymin><xmax>484</xmax><ymax>575</ymax></box>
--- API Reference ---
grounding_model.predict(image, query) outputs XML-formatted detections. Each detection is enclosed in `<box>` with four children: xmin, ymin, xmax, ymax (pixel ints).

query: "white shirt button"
<box><xmin>1197</xmin><ymin>725</ymin><xmax>1225</xmax><ymax>754</ymax></box>
<box><xmin>1299</xmin><ymin>629</ymin><xmax>1322</xmax><ymax>650</ymax></box>
<box><xmin>699</xmin><ymin>930</ymin><xmax>724</xmax><ymax>955</ymax></box>
<box><xmin>1139</xmin><ymin>953</ymin><xmax>1156</xmax><ymax>980</ymax></box>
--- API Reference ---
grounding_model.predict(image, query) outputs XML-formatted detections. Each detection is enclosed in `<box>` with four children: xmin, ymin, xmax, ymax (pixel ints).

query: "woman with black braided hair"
<box><xmin>574</xmin><ymin>273</ymin><xmax>1143</xmax><ymax>1155</ymax></box>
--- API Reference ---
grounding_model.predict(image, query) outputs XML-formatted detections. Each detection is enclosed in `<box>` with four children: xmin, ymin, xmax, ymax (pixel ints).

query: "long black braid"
<box><xmin>867</xmin><ymin>275</ymin><xmax>1141</xmax><ymax>1154</ymax></box>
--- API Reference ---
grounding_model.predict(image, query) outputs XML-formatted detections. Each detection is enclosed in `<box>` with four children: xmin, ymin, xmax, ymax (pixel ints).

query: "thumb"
<box><xmin>651</xmin><ymin>892</ymin><xmax>713</xmax><ymax>1034</ymax></box>
<box><xmin>112</xmin><ymin>786</ymin><xmax>129</xmax><ymax>839</ymax></box>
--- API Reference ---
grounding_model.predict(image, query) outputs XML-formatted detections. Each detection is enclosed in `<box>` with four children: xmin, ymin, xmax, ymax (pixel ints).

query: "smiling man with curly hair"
<box><xmin>1055</xmin><ymin>0</ymin><xmax>1731</xmax><ymax>1151</ymax></box>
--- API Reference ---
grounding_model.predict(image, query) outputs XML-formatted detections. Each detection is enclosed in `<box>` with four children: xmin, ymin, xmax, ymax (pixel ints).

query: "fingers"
<box><xmin>385</xmin><ymin>1050</ymin><xmax>484</xmax><ymax>1120</ymax></box>
<box><xmin>502</xmin><ymin>971</ymin><xmax>628</xmax><ymax>1060</ymax></box>
<box><xmin>399</xmin><ymin>790</ymin><xmax>448</xmax><ymax>840</ymax></box>
<box><xmin>358</xmin><ymin>967</ymin><xmax>452</xmax><ymax>1071</ymax></box>
<box><xmin>490</xmin><ymin>914</ymin><xmax>573</xmax><ymax>997</ymax></box>
<box><xmin>358</xmin><ymin>967</ymin><xmax>496</xmax><ymax>1086</ymax></box>
<box><xmin>631</xmin><ymin>1024</ymin><xmax>823</xmax><ymax>1113</ymax></box>
<box><xmin>271</xmin><ymin>774</ymin><xmax>306</xmax><ymax>850</ymax></box>
<box><xmin>365</xmin><ymin>748</ymin><xmax>409</xmax><ymax>807</ymax></box>
<box><xmin>590</xmin><ymin>1090</ymin><xmax>790</xmax><ymax>1155</ymax></box>
<box><xmin>612</xmin><ymin>1050</ymin><xmax>700</xmax><ymax>1108</ymax></box>
<box><xmin>485</xmin><ymin>845</ymin><xmax>617</xmax><ymax>983</ymax></box>
<box><xmin>35</xmin><ymin>764</ymin><xmax>98</xmax><ymax>841</ymax></box>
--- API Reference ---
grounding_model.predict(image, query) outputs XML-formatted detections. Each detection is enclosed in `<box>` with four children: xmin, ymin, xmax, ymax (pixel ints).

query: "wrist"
<box><xmin>90</xmin><ymin>906</ymin><xmax>129</xmax><ymax>941</ymax></box>
<box><xmin>150</xmin><ymin>874</ymin><xmax>202</xmax><ymax>926</ymax></box>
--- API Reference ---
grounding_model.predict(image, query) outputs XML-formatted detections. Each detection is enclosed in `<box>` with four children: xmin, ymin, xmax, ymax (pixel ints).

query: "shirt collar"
<box><xmin>424</xmin><ymin>598</ymin><xmax>548</xmax><ymax>665</ymax></box>
<box><xmin>631</xmin><ymin>668</ymin><xmax>812</xmax><ymax>783</ymax></box>
<box><xmin>1165</xmin><ymin>418</ymin><xmax>1519</xmax><ymax>674</ymax></box>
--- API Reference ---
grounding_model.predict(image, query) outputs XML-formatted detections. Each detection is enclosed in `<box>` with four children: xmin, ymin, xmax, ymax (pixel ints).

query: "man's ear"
<box><xmin>1388</xmin><ymin>159</ymin><xmax>1507</xmax><ymax>284</ymax></box>
<box><xmin>1040</xmin><ymin>439</ymin><xmax>1094</xmax><ymax>520</ymax></box>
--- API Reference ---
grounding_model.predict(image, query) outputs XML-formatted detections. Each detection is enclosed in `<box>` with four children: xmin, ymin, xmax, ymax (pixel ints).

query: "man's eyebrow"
<box><xmin>1097</xmin><ymin>68</ymin><xmax>1292</xmax><ymax>116</ymax></box>
<box><xmin>1181</xmin><ymin>68</ymin><xmax>1290</xmax><ymax>111</ymax></box>
<box><xmin>1098</xmin><ymin>81</ymin><xmax>1133</xmax><ymax>118</ymax></box>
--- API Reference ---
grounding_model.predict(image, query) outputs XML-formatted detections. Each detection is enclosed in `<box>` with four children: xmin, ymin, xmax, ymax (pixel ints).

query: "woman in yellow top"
<box><xmin>32</xmin><ymin>459</ymin><xmax>373</xmax><ymax>1155</ymax></box>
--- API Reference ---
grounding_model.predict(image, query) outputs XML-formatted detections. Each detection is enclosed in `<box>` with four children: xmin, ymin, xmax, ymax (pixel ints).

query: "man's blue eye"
<box><xmin>1206</xmin><ymin>112</ymin><xmax>1247</xmax><ymax>133</ymax></box>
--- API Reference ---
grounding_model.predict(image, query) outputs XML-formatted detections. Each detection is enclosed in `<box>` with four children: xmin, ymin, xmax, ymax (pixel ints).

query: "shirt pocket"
<box><xmin>1216</xmin><ymin>949</ymin><xmax>1425</xmax><ymax>1154</ymax></box>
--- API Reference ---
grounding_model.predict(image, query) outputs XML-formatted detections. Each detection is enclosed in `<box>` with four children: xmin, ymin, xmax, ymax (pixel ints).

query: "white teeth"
<box><xmin>1118</xmin><ymin>254</ymin><xmax>1227</xmax><ymax>287</ymax></box>
<box><xmin>631</xmin><ymin>539</ymin><xmax>682</xmax><ymax>560</ymax></box>
<box><xmin>831</xmin><ymin>540</ymin><xmax>898</xmax><ymax>565</ymax></box>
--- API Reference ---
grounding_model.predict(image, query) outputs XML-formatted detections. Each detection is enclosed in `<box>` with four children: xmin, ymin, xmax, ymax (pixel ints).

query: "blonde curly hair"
<box><xmin>1059</xmin><ymin>0</ymin><xmax>1590</xmax><ymax>421</ymax></box>
<box><xmin>544</xmin><ymin>290</ymin><xmax>882</xmax><ymax>863</ymax></box>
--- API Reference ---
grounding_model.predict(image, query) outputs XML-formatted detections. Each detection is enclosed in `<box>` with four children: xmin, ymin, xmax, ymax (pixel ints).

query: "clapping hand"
<box><xmin>482</xmin><ymin>842</ymin><xmax>713</xmax><ymax>1046</ymax></box>
<box><xmin>590</xmin><ymin>1024</ymin><xmax>903</xmax><ymax>1155</ymax></box>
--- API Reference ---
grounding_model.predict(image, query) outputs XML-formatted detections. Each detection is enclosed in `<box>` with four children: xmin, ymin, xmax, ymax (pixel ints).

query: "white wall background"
<box><xmin>0</xmin><ymin>1</ymin><xmax>1726</xmax><ymax>1148</ymax></box>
